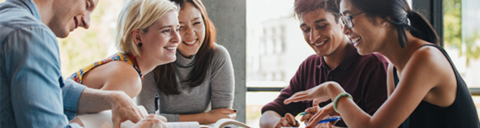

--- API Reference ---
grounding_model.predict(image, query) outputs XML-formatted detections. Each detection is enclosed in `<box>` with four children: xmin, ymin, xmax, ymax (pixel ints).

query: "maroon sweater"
<box><xmin>261</xmin><ymin>44</ymin><xmax>389</xmax><ymax>127</ymax></box>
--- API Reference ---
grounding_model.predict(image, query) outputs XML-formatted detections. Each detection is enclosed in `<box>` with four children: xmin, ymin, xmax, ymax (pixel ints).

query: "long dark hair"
<box><xmin>338</xmin><ymin>0</ymin><xmax>440</xmax><ymax>47</ymax></box>
<box><xmin>153</xmin><ymin>0</ymin><xmax>217</xmax><ymax>95</ymax></box>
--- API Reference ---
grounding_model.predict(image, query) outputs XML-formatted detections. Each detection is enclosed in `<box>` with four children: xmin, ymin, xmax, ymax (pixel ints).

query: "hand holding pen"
<box><xmin>303</xmin><ymin>103</ymin><xmax>336</xmax><ymax>118</ymax></box>
<box><xmin>300</xmin><ymin>115</ymin><xmax>340</xmax><ymax>125</ymax></box>
<box><xmin>299</xmin><ymin>105</ymin><xmax>322</xmax><ymax>123</ymax></box>
<box><xmin>299</xmin><ymin>103</ymin><xmax>340</xmax><ymax>127</ymax></box>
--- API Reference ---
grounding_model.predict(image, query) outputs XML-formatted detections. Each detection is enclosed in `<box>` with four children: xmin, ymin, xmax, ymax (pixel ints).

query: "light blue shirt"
<box><xmin>0</xmin><ymin>0</ymin><xmax>85</xmax><ymax>127</ymax></box>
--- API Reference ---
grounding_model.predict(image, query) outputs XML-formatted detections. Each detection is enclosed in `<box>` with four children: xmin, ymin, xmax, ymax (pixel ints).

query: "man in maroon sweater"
<box><xmin>259</xmin><ymin>0</ymin><xmax>389</xmax><ymax>127</ymax></box>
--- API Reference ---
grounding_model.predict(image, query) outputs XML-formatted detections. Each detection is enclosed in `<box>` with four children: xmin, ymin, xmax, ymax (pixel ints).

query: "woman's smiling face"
<box><xmin>340</xmin><ymin>0</ymin><xmax>390</xmax><ymax>55</ymax></box>
<box><xmin>177</xmin><ymin>2</ymin><xmax>206</xmax><ymax>58</ymax></box>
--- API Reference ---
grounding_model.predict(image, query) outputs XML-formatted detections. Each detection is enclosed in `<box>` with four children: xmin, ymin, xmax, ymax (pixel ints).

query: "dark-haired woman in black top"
<box><xmin>284</xmin><ymin>0</ymin><xmax>480</xmax><ymax>127</ymax></box>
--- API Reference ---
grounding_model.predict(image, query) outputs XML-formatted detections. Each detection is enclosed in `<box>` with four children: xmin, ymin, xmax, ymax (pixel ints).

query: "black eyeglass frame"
<box><xmin>340</xmin><ymin>11</ymin><xmax>364</xmax><ymax>28</ymax></box>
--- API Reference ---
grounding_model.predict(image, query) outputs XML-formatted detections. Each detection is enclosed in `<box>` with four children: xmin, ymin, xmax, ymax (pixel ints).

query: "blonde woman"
<box><xmin>68</xmin><ymin>0</ymin><xmax>180</xmax><ymax>126</ymax></box>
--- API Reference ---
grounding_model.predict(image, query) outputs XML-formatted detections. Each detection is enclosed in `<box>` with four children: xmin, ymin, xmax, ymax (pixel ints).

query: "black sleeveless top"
<box><xmin>393</xmin><ymin>44</ymin><xmax>479</xmax><ymax>128</ymax></box>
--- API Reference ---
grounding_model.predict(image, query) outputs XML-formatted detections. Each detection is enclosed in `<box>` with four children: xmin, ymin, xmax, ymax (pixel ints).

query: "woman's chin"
<box><xmin>159</xmin><ymin>57</ymin><xmax>176</xmax><ymax>65</ymax></box>
<box><xmin>167</xmin><ymin>57</ymin><xmax>176</xmax><ymax>63</ymax></box>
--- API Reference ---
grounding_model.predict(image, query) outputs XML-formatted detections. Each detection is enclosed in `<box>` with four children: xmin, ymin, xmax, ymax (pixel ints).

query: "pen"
<box><xmin>299</xmin><ymin>112</ymin><xmax>314</xmax><ymax>116</ymax></box>
<box><xmin>299</xmin><ymin>112</ymin><xmax>306</xmax><ymax>116</ymax></box>
<box><xmin>317</xmin><ymin>117</ymin><xmax>341</xmax><ymax>124</ymax></box>
<box><xmin>305</xmin><ymin>117</ymin><xmax>341</xmax><ymax>125</ymax></box>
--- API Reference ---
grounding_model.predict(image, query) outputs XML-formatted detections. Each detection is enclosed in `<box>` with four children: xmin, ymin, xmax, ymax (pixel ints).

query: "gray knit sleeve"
<box><xmin>210</xmin><ymin>44</ymin><xmax>235</xmax><ymax>109</ymax></box>
<box><xmin>137</xmin><ymin>72</ymin><xmax>158</xmax><ymax>114</ymax></box>
<box><xmin>159</xmin><ymin>113</ymin><xmax>179</xmax><ymax>122</ymax></box>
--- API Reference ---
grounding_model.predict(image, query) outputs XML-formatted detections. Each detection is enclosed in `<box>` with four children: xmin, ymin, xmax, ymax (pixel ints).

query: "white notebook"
<box><xmin>77</xmin><ymin>106</ymin><xmax>251</xmax><ymax>128</ymax></box>
<box><xmin>77</xmin><ymin>106</ymin><xmax>152</xmax><ymax>128</ymax></box>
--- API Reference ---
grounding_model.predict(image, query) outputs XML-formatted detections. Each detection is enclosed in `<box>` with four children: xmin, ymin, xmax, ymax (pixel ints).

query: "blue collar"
<box><xmin>7</xmin><ymin>0</ymin><xmax>41</xmax><ymax>20</ymax></box>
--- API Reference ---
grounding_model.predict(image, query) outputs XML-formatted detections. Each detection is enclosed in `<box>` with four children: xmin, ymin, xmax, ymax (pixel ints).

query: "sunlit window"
<box><xmin>444</xmin><ymin>0</ymin><xmax>480</xmax><ymax>118</ymax></box>
<box><xmin>246</xmin><ymin>0</ymin><xmax>314</xmax><ymax>126</ymax></box>
<box><xmin>57</xmin><ymin>0</ymin><xmax>125</xmax><ymax>77</ymax></box>
<box><xmin>444</xmin><ymin>0</ymin><xmax>480</xmax><ymax>88</ymax></box>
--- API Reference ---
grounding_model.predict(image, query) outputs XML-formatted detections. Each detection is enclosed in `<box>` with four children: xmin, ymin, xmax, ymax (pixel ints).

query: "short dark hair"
<box><xmin>294</xmin><ymin>0</ymin><xmax>340</xmax><ymax>23</ymax></box>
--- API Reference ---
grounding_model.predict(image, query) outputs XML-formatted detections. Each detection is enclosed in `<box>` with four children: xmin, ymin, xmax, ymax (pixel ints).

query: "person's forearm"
<box><xmin>259</xmin><ymin>110</ymin><xmax>282</xmax><ymax>128</ymax></box>
<box><xmin>325</xmin><ymin>82</ymin><xmax>345</xmax><ymax>101</ymax></box>
<box><xmin>76</xmin><ymin>88</ymin><xmax>123</xmax><ymax>114</ymax></box>
<box><xmin>325</xmin><ymin>82</ymin><xmax>372</xmax><ymax>127</ymax></box>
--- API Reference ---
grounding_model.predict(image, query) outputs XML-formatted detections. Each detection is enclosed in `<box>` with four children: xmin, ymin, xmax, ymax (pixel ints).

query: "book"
<box><xmin>77</xmin><ymin>106</ymin><xmax>151</xmax><ymax>128</ymax></box>
<box><xmin>77</xmin><ymin>106</ymin><xmax>251</xmax><ymax>128</ymax></box>
<box><xmin>209</xmin><ymin>118</ymin><xmax>251</xmax><ymax>128</ymax></box>
<box><xmin>167</xmin><ymin>118</ymin><xmax>251</xmax><ymax>128</ymax></box>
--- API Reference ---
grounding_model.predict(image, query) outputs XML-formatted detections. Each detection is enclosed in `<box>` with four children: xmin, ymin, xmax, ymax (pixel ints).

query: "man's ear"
<box><xmin>131</xmin><ymin>30</ymin><xmax>142</xmax><ymax>45</ymax></box>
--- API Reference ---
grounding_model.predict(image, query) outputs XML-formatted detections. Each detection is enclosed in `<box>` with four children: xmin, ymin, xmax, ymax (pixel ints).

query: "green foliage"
<box><xmin>58</xmin><ymin>30</ymin><xmax>109</xmax><ymax>77</ymax></box>
<box><xmin>464</xmin><ymin>31</ymin><xmax>480</xmax><ymax>65</ymax></box>
<box><xmin>444</xmin><ymin>0</ymin><xmax>462</xmax><ymax>49</ymax></box>
<box><xmin>58</xmin><ymin>0</ymin><xmax>122</xmax><ymax>77</ymax></box>
<box><xmin>444</xmin><ymin>0</ymin><xmax>480</xmax><ymax>66</ymax></box>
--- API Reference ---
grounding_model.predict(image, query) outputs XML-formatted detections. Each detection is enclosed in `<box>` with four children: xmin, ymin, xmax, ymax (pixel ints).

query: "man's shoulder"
<box><xmin>0</xmin><ymin>2</ymin><xmax>48</xmax><ymax>39</ymax></box>
<box><xmin>306</xmin><ymin>54</ymin><xmax>321</xmax><ymax>60</ymax></box>
<box><xmin>291</xmin><ymin>54</ymin><xmax>322</xmax><ymax>72</ymax></box>
<box><xmin>354</xmin><ymin>53</ymin><xmax>389</xmax><ymax>70</ymax></box>
<box><xmin>358</xmin><ymin>53</ymin><xmax>389</xmax><ymax>63</ymax></box>
<box><xmin>302</xmin><ymin>54</ymin><xmax>322</xmax><ymax>64</ymax></box>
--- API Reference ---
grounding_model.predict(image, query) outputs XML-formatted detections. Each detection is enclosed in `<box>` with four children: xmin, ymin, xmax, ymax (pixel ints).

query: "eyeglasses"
<box><xmin>340</xmin><ymin>12</ymin><xmax>364</xmax><ymax>28</ymax></box>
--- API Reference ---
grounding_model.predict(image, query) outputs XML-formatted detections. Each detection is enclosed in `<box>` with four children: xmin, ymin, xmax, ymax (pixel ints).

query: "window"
<box><xmin>444</xmin><ymin>0</ymin><xmax>480</xmax><ymax>88</ymax></box>
<box><xmin>443</xmin><ymin>0</ymin><xmax>480</xmax><ymax>118</ymax></box>
<box><xmin>58</xmin><ymin>0</ymin><xmax>125</xmax><ymax>77</ymax></box>
<box><xmin>246</xmin><ymin>0</ymin><xmax>314</xmax><ymax>126</ymax></box>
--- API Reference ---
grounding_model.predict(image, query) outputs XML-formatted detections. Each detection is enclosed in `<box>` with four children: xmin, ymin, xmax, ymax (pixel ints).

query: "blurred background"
<box><xmin>2</xmin><ymin>0</ymin><xmax>480</xmax><ymax>127</ymax></box>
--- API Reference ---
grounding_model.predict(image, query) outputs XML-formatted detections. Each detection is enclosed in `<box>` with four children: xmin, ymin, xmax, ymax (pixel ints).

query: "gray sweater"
<box><xmin>136</xmin><ymin>44</ymin><xmax>235</xmax><ymax>122</ymax></box>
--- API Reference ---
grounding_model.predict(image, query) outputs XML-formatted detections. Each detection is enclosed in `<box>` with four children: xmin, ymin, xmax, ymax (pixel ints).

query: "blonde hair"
<box><xmin>115</xmin><ymin>0</ymin><xmax>178</xmax><ymax>56</ymax></box>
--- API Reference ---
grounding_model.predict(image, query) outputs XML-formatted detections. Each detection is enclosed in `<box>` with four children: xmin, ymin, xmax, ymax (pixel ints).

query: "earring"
<box><xmin>138</xmin><ymin>43</ymin><xmax>143</xmax><ymax>47</ymax></box>
<box><xmin>383</xmin><ymin>22</ymin><xmax>386</xmax><ymax>26</ymax></box>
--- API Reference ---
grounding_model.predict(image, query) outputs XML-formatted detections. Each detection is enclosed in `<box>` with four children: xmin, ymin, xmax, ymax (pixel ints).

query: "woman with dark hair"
<box><xmin>285</xmin><ymin>0</ymin><xmax>480</xmax><ymax>127</ymax></box>
<box><xmin>136</xmin><ymin>0</ymin><xmax>236</xmax><ymax>124</ymax></box>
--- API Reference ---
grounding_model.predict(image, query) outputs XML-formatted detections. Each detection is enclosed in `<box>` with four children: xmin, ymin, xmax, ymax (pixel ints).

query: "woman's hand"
<box><xmin>203</xmin><ymin>108</ymin><xmax>237</xmax><ymax>124</ymax></box>
<box><xmin>301</xmin><ymin>102</ymin><xmax>338</xmax><ymax>124</ymax></box>
<box><xmin>284</xmin><ymin>81</ymin><xmax>341</xmax><ymax>105</ymax></box>
<box><xmin>306</xmin><ymin>103</ymin><xmax>340</xmax><ymax>128</ymax></box>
